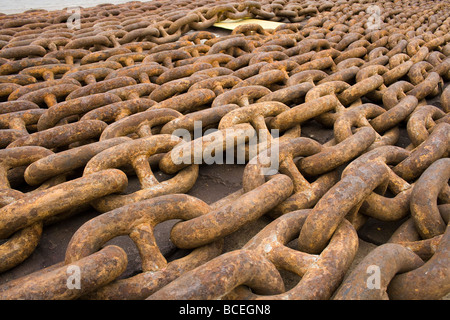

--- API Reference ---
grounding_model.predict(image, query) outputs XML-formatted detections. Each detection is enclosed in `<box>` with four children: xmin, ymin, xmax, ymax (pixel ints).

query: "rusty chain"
<box><xmin>0</xmin><ymin>0</ymin><xmax>449</xmax><ymax>301</ymax></box>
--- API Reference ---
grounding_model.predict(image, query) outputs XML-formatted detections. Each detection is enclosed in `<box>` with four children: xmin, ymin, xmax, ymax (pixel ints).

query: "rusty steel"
<box><xmin>170</xmin><ymin>174</ymin><xmax>293</xmax><ymax>249</ymax></box>
<box><xmin>393</xmin><ymin>123</ymin><xmax>450</xmax><ymax>181</ymax></box>
<box><xmin>149</xmin><ymin>210</ymin><xmax>358</xmax><ymax>300</ymax></box>
<box><xmin>211</xmin><ymin>85</ymin><xmax>271</xmax><ymax>108</ymax></box>
<box><xmin>406</xmin><ymin>104</ymin><xmax>447</xmax><ymax>148</ymax></box>
<box><xmin>148</xmin><ymin>74</ymin><xmax>208</xmax><ymax>102</ymax></box>
<box><xmin>244</xmin><ymin>218</ymin><xmax>358</xmax><ymax>300</ymax></box>
<box><xmin>160</xmin><ymin>104</ymin><xmax>238</xmax><ymax>135</ymax></box>
<box><xmin>333</xmin><ymin>243</ymin><xmax>424</xmax><ymax>300</ymax></box>
<box><xmin>151</xmin><ymin>88</ymin><xmax>216</xmax><ymax>114</ymax></box>
<box><xmin>242</xmin><ymin>137</ymin><xmax>339</xmax><ymax>217</ymax></box>
<box><xmin>36</xmin><ymin>92</ymin><xmax>122</xmax><ymax>131</ymax></box>
<box><xmin>147</xmin><ymin>249</ymin><xmax>286</xmax><ymax>300</ymax></box>
<box><xmin>389</xmin><ymin>220</ymin><xmax>446</xmax><ymax>262</ymax></box>
<box><xmin>0</xmin><ymin>169</ymin><xmax>127</xmax><ymax>239</ymax></box>
<box><xmin>410</xmin><ymin>158</ymin><xmax>450</xmax><ymax>239</ymax></box>
<box><xmin>66</xmin><ymin>76</ymin><xmax>137</xmax><ymax>100</ymax></box>
<box><xmin>298</xmin><ymin>146</ymin><xmax>410</xmax><ymax>254</ymax></box>
<box><xmin>0</xmin><ymin>57</ymin><xmax>60</xmax><ymax>75</ymax></box>
<box><xmin>24</xmin><ymin>137</ymin><xmax>131</xmax><ymax>186</ymax></box>
<box><xmin>65</xmin><ymin>194</ymin><xmax>223</xmax><ymax>300</ymax></box>
<box><xmin>0</xmin><ymin>146</ymin><xmax>55</xmax><ymax>272</ymax></box>
<box><xmin>0</xmin><ymin>109</ymin><xmax>45</xmax><ymax>145</ymax></box>
<box><xmin>99</xmin><ymin>108</ymin><xmax>182</xmax><ymax>140</ymax></box>
<box><xmin>370</xmin><ymin>96</ymin><xmax>419</xmax><ymax>134</ymax></box>
<box><xmin>0</xmin><ymin>245</ymin><xmax>128</xmax><ymax>300</ymax></box>
<box><xmin>0</xmin><ymin>100</ymin><xmax>40</xmax><ymax>115</ymax></box>
<box><xmin>19</xmin><ymin>64</ymin><xmax>72</xmax><ymax>81</ymax></box>
<box><xmin>442</xmin><ymin>84</ymin><xmax>450</xmax><ymax>113</ymax></box>
<box><xmin>17</xmin><ymin>83</ymin><xmax>81</xmax><ymax>108</ymax></box>
<box><xmin>7</xmin><ymin>120</ymin><xmax>108</xmax><ymax>150</ymax></box>
<box><xmin>159</xmin><ymin>122</ymin><xmax>256</xmax><ymax>174</ymax></box>
<box><xmin>298</xmin><ymin>127</ymin><xmax>377</xmax><ymax>176</ymax></box>
<box><xmin>0</xmin><ymin>0</ymin><xmax>449</xmax><ymax>301</ymax></box>
<box><xmin>80</xmin><ymin>98</ymin><xmax>157</xmax><ymax>124</ymax></box>
<box><xmin>387</xmin><ymin>224</ymin><xmax>450</xmax><ymax>300</ymax></box>
<box><xmin>333</xmin><ymin>103</ymin><xmax>400</xmax><ymax>150</ymax></box>
<box><xmin>7</xmin><ymin>78</ymin><xmax>81</xmax><ymax>101</ymax></box>
<box><xmin>84</xmin><ymin>134</ymin><xmax>199</xmax><ymax>212</ymax></box>
<box><xmin>270</xmin><ymin>95</ymin><xmax>343</xmax><ymax>131</ymax></box>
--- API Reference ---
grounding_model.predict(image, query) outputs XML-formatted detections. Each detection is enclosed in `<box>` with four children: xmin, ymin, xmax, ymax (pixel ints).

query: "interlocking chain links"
<box><xmin>369</xmin><ymin>95</ymin><xmax>419</xmax><ymax>135</ymax></box>
<box><xmin>83</xmin><ymin>134</ymin><xmax>199</xmax><ymax>212</ymax></box>
<box><xmin>159</xmin><ymin>123</ymin><xmax>257</xmax><ymax>175</ymax></box>
<box><xmin>392</xmin><ymin>122</ymin><xmax>450</xmax><ymax>181</ymax></box>
<box><xmin>332</xmin><ymin>103</ymin><xmax>401</xmax><ymax>150</ymax></box>
<box><xmin>99</xmin><ymin>108</ymin><xmax>182</xmax><ymax>140</ymax></box>
<box><xmin>351</xmin><ymin>160</ymin><xmax>449</xmax><ymax>300</ymax></box>
<box><xmin>442</xmin><ymin>85</ymin><xmax>450</xmax><ymax>113</ymax></box>
<box><xmin>333</xmin><ymin>243</ymin><xmax>424</xmax><ymax>300</ymax></box>
<box><xmin>6</xmin><ymin>119</ymin><xmax>108</xmax><ymax>150</ymax></box>
<box><xmin>0</xmin><ymin>245</ymin><xmax>128</xmax><ymax>300</ymax></box>
<box><xmin>240</xmin><ymin>212</ymin><xmax>357</xmax><ymax>300</ymax></box>
<box><xmin>296</xmin><ymin>127</ymin><xmax>377</xmax><ymax>176</ymax></box>
<box><xmin>0</xmin><ymin>108</ymin><xmax>45</xmax><ymax>147</ymax></box>
<box><xmin>217</xmin><ymin>100</ymin><xmax>301</xmax><ymax>159</ymax></box>
<box><xmin>148</xmin><ymin>209</ymin><xmax>358</xmax><ymax>300</ymax></box>
<box><xmin>410</xmin><ymin>158</ymin><xmax>450</xmax><ymax>239</ymax></box>
<box><xmin>0</xmin><ymin>145</ymin><xmax>129</xmax><ymax>272</ymax></box>
<box><xmin>36</xmin><ymin>92</ymin><xmax>122</xmax><ymax>131</ymax></box>
<box><xmin>63</xmin><ymin>194</ymin><xmax>223</xmax><ymax>300</ymax></box>
<box><xmin>242</xmin><ymin>137</ymin><xmax>340</xmax><ymax>217</ymax></box>
<box><xmin>160</xmin><ymin>104</ymin><xmax>239</xmax><ymax>136</ymax></box>
<box><xmin>170</xmin><ymin>174</ymin><xmax>293</xmax><ymax>249</ymax></box>
<box><xmin>0</xmin><ymin>146</ymin><xmax>53</xmax><ymax>273</ymax></box>
<box><xmin>17</xmin><ymin>84</ymin><xmax>80</xmax><ymax>109</ymax></box>
<box><xmin>406</xmin><ymin>104</ymin><xmax>448</xmax><ymax>149</ymax></box>
<box><xmin>0</xmin><ymin>169</ymin><xmax>127</xmax><ymax>239</ymax></box>
<box><xmin>24</xmin><ymin>137</ymin><xmax>130</xmax><ymax>186</ymax></box>
<box><xmin>148</xmin><ymin>249</ymin><xmax>286</xmax><ymax>300</ymax></box>
<box><xmin>8</xmin><ymin>78</ymin><xmax>81</xmax><ymax>103</ymax></box>
<box><xmin>0</xmin><ymin>100</ymin><xmax>39</xmax><ymax>115</ymax></box>
<box><xmin>0</xmin><ymin>0</ymin><xmax>450</xmax><ymax>301</ymax></box>
<box><xmin>269</xmin><ymin>95</ymin><xmax>344</xmax><ymax>132</ymax></box>
<box><xmin>387</xmin><ymin>218</ymin><xmax>446</xmax><ymax>262</ymax></box>
<box><xmin>386</xmin><ymin>224</ymin><xmax>450</xmax><ymax>300</ymax></box>
<box><xmin>298</xmin><ymin>146</ymin><xmax>410</xmax><ymax>254</ymax></box>
<box><xmin>79</xmin><ymin>98</ymin><xmax>157</xmax><ymax>124</ymax></box>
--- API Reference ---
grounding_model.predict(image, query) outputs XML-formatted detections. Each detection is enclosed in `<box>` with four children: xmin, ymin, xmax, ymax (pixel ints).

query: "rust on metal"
<box><xmin>0</xmin><ymin>0</ymin><xmax>449</xmax><ymax>301</ymax></box>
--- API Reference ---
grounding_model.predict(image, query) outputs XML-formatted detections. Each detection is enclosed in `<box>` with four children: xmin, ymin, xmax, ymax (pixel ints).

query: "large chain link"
<box><xmin>0</xmin><ymin>0</ymin><xmax>449</xmax><ymax>300</ymax></box>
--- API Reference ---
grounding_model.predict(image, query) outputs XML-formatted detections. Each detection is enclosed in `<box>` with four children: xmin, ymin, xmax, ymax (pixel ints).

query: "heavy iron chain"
<box><xmin>0</xmin><ymin>0</ymin><xmax>449</xmax><ymax>300</ymax></box>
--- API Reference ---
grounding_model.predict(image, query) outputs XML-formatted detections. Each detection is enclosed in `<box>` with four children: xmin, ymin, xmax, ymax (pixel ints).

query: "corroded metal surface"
<box><xmin>0</xmin><ymin>0</ymin><xmax>449</xmax><ymax>301</ymax></box>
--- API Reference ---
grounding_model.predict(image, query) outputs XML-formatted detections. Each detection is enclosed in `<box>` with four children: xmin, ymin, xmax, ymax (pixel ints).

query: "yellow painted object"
<box><xmin>213</xmin><ymin>18</ymin><xmax>285</xmax><ymax>31</ymax></box>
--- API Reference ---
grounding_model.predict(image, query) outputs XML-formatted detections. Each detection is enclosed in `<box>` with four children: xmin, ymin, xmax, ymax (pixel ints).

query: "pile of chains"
<box><xmin>0</xmin><ymin>0</ymin><xmax>449</xmax><ymax>300</ymax></box>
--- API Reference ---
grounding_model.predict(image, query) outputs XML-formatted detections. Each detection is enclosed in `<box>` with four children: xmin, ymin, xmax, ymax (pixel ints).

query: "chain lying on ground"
<box><xmin>0</xmin><ymin>0</ymin><xmax>449</xmax><ymax>300</ymax></box>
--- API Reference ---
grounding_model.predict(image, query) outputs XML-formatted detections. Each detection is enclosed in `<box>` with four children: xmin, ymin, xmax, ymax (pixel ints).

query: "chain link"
<box><xmin>0</xmin><ymin>0</ymin><xmax>449</xmax><ymax>301</ymax></box>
